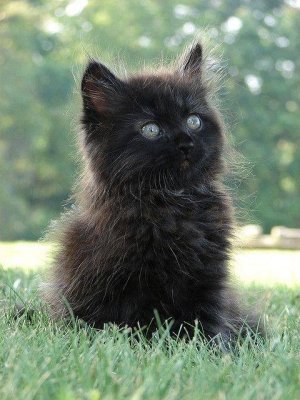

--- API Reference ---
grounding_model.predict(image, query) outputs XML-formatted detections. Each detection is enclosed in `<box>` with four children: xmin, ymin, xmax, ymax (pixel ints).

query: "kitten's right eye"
<box><xmin>141</xmin><ymin>122</ymin><xmax>160</xmax><ymax>140</ymax></box>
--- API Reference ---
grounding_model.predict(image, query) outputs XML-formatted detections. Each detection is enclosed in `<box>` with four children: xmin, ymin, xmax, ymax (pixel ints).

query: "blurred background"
<box><xmin>1</xmin><ymin>5</ymin><xmax>300</xmax><ymax>395</ymax></box>
<box><xmin>0</xmin><ymin>0</ymin><xmax>299</xmax><ymax>242</ymax></box>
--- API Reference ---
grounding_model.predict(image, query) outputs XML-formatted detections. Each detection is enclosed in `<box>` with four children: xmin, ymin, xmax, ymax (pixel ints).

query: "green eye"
<box><xmin>141</xmin><ymin>122</ymin><xmax>160</xmax><ymax>139</ymax></box>
<box><xmin>187</xmin><ymin>114</ymin><xmax>202</xmax><ymax>130</ymax></box>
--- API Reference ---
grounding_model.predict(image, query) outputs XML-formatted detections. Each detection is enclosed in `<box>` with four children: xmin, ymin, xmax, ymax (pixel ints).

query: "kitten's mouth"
<box><xmin>180</xmin><ymin>160</ymin><xmax>190</xmax><ymax>169</ymax></box>
<box><xmin>179</xmin><ymin>155</ymin><xmax>192</xmax><ymax>170</ymax></box>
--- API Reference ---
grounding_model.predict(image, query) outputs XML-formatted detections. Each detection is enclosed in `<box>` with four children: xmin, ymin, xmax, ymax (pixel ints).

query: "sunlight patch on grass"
<box><xmin>231</xmin><ymin>249</ymin><xmax>300</xmax><ymax>287</ymax></box>
<box><xmin>0</xmin><ymin>241</ymin><xmax>52</xmax><ymax>271</ymax></box>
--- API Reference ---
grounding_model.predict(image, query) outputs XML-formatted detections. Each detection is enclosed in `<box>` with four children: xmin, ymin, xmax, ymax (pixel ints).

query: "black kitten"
<box><xmin>43</xmin><ymin>41</ymin><xmax>261</xmax><ymax>343</ymax></box>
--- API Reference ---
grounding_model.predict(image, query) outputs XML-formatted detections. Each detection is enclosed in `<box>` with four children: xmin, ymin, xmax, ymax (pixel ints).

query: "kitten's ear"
<box><xmin>179</xmin><ymin>42</ymin><xmax>203</xmax><ymax>77</ymax></box>
<box><xmin>81</xmin><ymin>60</ymin><xmax>123</xmax><ymax>115</ymax></box>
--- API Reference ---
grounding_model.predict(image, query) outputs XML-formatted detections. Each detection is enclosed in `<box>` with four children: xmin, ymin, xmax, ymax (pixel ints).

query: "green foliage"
<box><xmin>0</xmin><ymin>0</ymin><xmax>299</xmax><ymax>239</ymax></box>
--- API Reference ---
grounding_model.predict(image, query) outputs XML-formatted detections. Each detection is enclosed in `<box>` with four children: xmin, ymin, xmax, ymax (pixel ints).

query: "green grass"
<box><xmin>1</xmin><ymin>243</ymin><xmax>300</xmax><ymax>400</ymax></box>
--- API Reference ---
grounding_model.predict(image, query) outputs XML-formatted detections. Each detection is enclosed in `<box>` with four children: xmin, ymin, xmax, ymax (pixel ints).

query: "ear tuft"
<box><xmin>81</xmin><ymin>60</ymin><xmax>123</xmax><ymax>115</ymax></box>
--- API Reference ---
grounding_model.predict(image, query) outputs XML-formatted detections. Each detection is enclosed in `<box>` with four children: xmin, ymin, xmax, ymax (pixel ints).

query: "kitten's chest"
<box><xmin>123</xmin><ymin>196</ymin><xmax>203</xmax><ymax>268</ymax></box>
<box><xmin>102</xmin><ymin>188</ymin><xmax>228</xmax><ymax>273</ymax></box>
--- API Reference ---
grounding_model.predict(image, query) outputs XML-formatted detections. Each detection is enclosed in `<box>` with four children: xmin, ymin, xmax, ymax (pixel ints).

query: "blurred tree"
<box><xmin>0</xmin><ymin>0</ymin><xmax>75</xmax><ymax>239</ymax></box>
<box><xmin>0</xmin><ymin>0</ymin><xmax>299</xmax><ymax>239</ymax></box>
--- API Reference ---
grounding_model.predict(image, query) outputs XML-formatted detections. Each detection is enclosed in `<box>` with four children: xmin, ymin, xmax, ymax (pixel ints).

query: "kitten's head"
<box><xmin>81</xmin><ymin>42</ymin><xmax>225</xmax><ymax>192</ymax></box>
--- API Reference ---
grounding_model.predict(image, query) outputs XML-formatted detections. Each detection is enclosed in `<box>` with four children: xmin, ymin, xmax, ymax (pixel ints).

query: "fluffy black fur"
<box><xmin>43</xmin><ymin>42</ymin><xmax>261</xmax><ymax>343</ymax></box>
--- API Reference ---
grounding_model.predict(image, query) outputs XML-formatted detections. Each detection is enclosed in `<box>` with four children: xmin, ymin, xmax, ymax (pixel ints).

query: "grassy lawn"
<box><xmin>0</xmin><ymin>242</ymin><xmax>300</xmax><ymax>400</ymax></box>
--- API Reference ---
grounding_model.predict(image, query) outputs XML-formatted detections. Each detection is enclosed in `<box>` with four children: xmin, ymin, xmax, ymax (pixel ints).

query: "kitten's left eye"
<box><xmin>141</xmin><ymin>122</ymin><xmax>160</xmax><ymax>140</ymax></box>
<box><xmin>187</xmin><ymin>114</ymin><xmax>202</xmax><ymax>130</ymax></box>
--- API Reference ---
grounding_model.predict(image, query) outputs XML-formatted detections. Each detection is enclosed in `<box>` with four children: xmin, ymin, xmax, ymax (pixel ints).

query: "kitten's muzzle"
<box><xmin>177</xmin><ymin>139</ymin><xmax>194</xmax><ymax>170</ymax></box>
